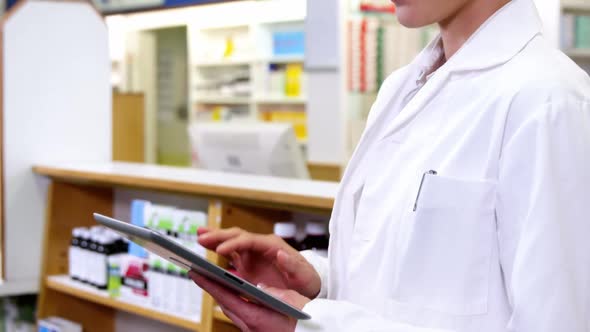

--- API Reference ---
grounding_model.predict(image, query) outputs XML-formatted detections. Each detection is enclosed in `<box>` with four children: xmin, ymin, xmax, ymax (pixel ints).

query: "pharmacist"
<box><xmin>191</xmin><ymin>0</ymin><xmax>590</xmax><ymax>331</ymax></box>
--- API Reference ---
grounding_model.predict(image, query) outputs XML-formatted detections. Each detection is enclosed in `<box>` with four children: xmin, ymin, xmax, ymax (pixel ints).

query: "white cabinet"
<box><xmin>1</xmin><ymin>0</ymin><xmax>111</xmax><ymax>295</ymax></box>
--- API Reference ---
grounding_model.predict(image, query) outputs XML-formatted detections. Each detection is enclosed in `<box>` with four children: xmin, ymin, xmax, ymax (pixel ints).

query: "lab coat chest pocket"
<box><xmin>392</xmin><ymin>175</ymin><xmax>496</xmax><ymax>316</ymax></box>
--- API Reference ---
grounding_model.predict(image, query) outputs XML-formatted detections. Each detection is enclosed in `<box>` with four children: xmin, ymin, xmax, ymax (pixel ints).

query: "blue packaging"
<box><xmin>273</xmin><ymin>31</ymin><xmax>305</xmax><ymax>56</ymax></box>
<box><xmin>129</xmin><ymin>200</ymin><xmax>149</xmax><ymax>258</ymax></box>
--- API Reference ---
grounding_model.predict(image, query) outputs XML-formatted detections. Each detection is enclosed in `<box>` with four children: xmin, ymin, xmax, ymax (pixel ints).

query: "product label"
<box><xmin>96</xmin><ymin>255</ymin><xmax>108</xmax><ymax>287</ymax></box>
<box><xmin>122</xmin><ymin>277</ymin><xmax>148</xmax><ymax>296</ymax></box>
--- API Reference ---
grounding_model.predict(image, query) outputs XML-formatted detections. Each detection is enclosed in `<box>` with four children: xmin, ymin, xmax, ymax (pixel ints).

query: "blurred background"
<box><xmin>0</xmin><ymin>0</ymin><xmax>588</xmax><ymax>331</ymax></box>
<box><xmin>98</xmin><ymin>0</ymin><xmax>438</xmax><ymax>181</ymax></box>
<box><xmin>0</xmin><ymin>0</ymin><xmax>584</xmax><ymax>181</ymax></box>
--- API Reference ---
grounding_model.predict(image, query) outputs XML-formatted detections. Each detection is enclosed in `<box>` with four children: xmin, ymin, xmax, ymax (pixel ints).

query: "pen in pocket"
<box><xmin>413</xmin><ymin>170</ymin><xmax>437</xmax><ymax>212</ymax></box>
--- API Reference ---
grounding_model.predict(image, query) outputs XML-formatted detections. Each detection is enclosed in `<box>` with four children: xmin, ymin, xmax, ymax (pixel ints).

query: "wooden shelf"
<box><xmin>212</xmin><ymin>306</ymin><xmax>233</xmax><ymax>324</ymax></box>
<box><xmin>33</xmin><ymin>162</ymin><xmax>337</xmax><ymax>211</ymax></box>
<box><xmin>562</xmin><ymin>0</ymin><xmax>590</xmax><ymax>14</ymax></box>
<box><xmin>46</xmin><ymin>275</ymin><xmax>201</xmax><ymax>331</ymax></box>
<box><xmin>565</xmin><ymin>48</ymin><xmax>590</xmax><ymax>60</ymax></box>
<box><xmin>195</xmin><ymin>96</ymin><xmax>251</xmax><ymax>105</ymax></box>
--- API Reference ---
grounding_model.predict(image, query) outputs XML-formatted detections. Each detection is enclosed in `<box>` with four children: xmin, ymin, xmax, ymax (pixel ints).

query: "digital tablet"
<box><xmin>93</xmin><ymin>213</ymin><xmax>311</xmax><ymax>320</ymax></box>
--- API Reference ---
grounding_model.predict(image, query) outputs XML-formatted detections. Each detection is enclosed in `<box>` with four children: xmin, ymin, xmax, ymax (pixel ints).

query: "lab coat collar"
<box><xmin>437</xmin><ymin>0</ymin><xmax>543</xmax><ymax>73</ymax></box>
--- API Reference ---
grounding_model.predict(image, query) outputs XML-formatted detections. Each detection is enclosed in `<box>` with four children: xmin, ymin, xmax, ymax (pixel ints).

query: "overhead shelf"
<box><xmin>565</xmin><ymin>48</ymin><xmax>590</xmax><ymax>59</ymax></box>
<box><xmin>45</xmin><ymin>275</ymin><xmax>201</xmax><ymax>331</ymax></box>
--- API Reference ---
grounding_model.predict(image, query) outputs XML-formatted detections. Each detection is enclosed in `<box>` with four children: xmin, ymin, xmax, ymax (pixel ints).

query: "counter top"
<box><xmin>33</xmin><ymin>161</ymin><xmax>339</xmax><ymax>210</ymax></box>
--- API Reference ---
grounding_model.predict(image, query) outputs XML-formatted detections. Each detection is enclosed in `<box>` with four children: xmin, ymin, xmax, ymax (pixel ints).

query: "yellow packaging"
<box><xmin>285</xmin><ymin>64</ymin><xmax>303</xmax><ymax>97</ymax></box>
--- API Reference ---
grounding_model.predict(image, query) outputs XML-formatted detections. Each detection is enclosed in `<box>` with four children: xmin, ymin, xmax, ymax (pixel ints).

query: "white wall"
<box><xmin>2</xmin><ymin>0</ymin><xmax>111</xmax><ymax>295</ymax></box>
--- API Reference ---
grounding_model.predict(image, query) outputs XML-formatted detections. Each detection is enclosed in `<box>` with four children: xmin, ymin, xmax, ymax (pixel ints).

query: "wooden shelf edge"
<box><xmin>213</xmin><ymin>306</ymin><xmax>233</xmax><ymax>324</ymax></box>
<box><xmin>45</xmin><ymin>275</ymin><xmax>201</xmax><ymax>331</ymax></box>
<box><xmin>32</xmin><ymin>165</ymin><xmax>336</xmax><ymax>211</ymax></box>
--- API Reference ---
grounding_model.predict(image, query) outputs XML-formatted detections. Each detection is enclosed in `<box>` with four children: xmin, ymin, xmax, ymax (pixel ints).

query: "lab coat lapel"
<box><xmin>329</xmin><ymin>65</ymin><xmax>417</xmax><ymax>248</ymax></box>
<box><xmin>338</xmin><ymin>65</ymin><xmax>418</xmax><ymax>191</ymax></box>
<box><xmin>378</xmin><ymin>67</ymin><xmax>451</xmax><ymax>142</ymax></box>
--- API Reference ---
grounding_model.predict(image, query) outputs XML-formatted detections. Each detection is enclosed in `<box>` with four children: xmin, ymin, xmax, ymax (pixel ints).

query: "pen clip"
<box><xmin>413</xmin><ymin>170</ymin><xmax>437</xmax><ymax>212</ymax></box>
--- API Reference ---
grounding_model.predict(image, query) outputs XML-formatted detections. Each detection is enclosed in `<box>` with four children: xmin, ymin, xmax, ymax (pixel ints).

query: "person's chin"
<box><xmin>395</xmin><ymin>8</ymin><xmax>433</xmax><ymax>28</ymax></box>
<box><xmin>396</xmin><ymin>11</ymin><xmax>423</xmax><ymax>28</ymax></box>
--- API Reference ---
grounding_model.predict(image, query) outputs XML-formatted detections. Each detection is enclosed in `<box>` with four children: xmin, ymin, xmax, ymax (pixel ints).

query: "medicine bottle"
<box><xmin>68</xmin><ymin>228</ymin><xmax>81</xmax><ymax>281</ymax></box>
<box><xmin>78</xmin><ymin>229</ymin><xmax>91</xmax><ymax>284</ymax></box>
<box><xmin>299</xmin><ymin>221</ymin><xmax>329</xmax><ymax>257</ymax></box>
<box><xmin>274</xmin><ymin>222</ymin><xmax>299</xmax><ymax>250</ymax></box>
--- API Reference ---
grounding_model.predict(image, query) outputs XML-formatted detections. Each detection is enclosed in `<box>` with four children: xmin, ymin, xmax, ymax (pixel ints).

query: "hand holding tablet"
<box><xmin>93</xmin><ymin>213</ymin><xmax>312</xmax><ymax>321</ymax></box>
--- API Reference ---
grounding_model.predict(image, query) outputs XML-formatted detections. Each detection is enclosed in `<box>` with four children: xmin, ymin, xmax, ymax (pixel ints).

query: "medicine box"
<box><xmin>273</xmin><ymin>31</ymin><xmax>305</xmax><ymax>56</ymax></box>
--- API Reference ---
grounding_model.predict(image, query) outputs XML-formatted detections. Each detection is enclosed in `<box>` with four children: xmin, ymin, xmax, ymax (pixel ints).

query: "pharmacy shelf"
<box><xmin>254</xmin><ymin>95</ymin><xmax>307</xmax><ymax>105</ymax></box>
<box><xmin>565</xmin><ymin>48</ymin><xmax>590</xmax><ymax>59</ymax></box>
<box><xmin>213</xmin><ymin>306</ymin><xmax>233</xmax><ymax>324</ymax></box>
<box><xmin>562</xmin><ymin>0</ymin><xmax>590</xmax><ymax>14</ymax></box>
<box><xmin>46</xmin><ymin>275</ymin><xmax>201</xmax><ymax>331</ymax></box>
<box><xmin>194</xmin><ymin>59</ymin><xmax>252</xmax><ymax>68</ymax></box>
<box><xmin>265</xmin><ymin>55</ymin><xmax>305</xmax><ymax>64</ymax></box>
<box><xmin>195</xmin><ymin>96</ymin><xmax>252</xmax><ymax>105</ymax></box>
<box><xmin>33</xmin><ymin>161</ymin><xmax>338</xmax><ymax>210</ymax></box>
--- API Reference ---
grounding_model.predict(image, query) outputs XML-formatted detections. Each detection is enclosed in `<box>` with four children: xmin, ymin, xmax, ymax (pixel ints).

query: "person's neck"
<box><xmin>439</xmin><ymin>0</ymin><xmax>511</xmax><ymax>60</ymax></box>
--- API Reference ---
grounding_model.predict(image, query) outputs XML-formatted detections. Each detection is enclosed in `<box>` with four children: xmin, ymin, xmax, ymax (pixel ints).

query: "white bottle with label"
<box><xmin>87</xmin><ymin>232</ymin><xmax>100</xmax><ymax>286</ymax></box>
<box><xmin>78</xmin><ymin>228</ymin><xmax>91</xmax><ymax>284</ymax></box>
<box><xmin>68</xmin><ymin>228</ymin><xmax>81</xmax><ymax>281</ymax></box>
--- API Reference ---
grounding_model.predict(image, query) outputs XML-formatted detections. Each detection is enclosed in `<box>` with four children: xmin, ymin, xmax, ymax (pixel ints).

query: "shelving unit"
<box><xmin>254</xmin><ymin>96</ymin><xmax>307</xmax><ymax>105</ymax></box>
<box><xmin>108</xmin><ymin>1</ymin><xmax>345</xmax><ymax>178</ymax></box>
<box><xmin>187</xmin><ymin>14</ymin><xmax>308</xmax><ymax>147</ymax></box>
<box><xmin>46</xmin><ymin>275</ymin><xmax>201</xmax><ymax>331</ymax></box>
<box><xmin>562</xmin><ymin>0</ymin><xmax>590</xmax><ymax>14</ymax></box>
<box><xmin>266</xmin><ymin>55</ymin><xmax>305</xmax><ymax>64</ymax></box>
<box><xmin>194</xmin><ymin>60</ymin><xmax>253</xmax><ymax>68</ymax></box>
<box><xmin>195</xmin><ymin>96</ymin><xmax>252</xmax><ymax>105</ymax></box>
<box><xmin>34</xmin><ymin>161</ymin><xmax>337</xmax><ymax>332</ymax></box>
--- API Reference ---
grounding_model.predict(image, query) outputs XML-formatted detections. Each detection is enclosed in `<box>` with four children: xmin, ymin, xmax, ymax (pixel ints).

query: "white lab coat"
<box><xmin>297</xmin><ymin>0</ymin><xmax>590</xmax><ymax>331</ymax></box>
